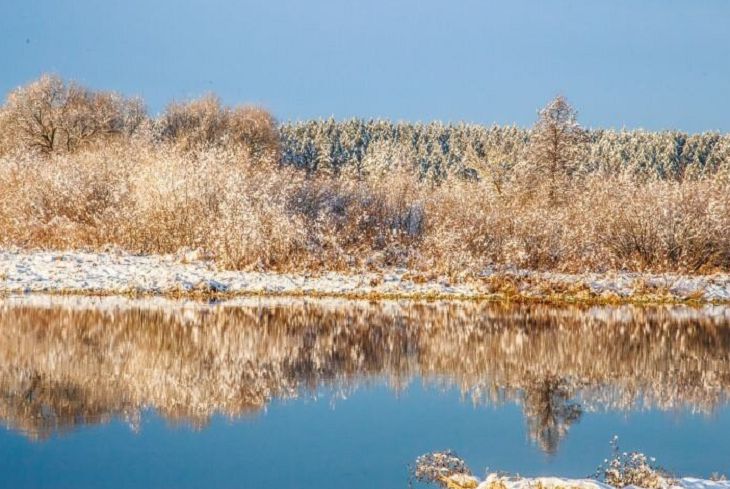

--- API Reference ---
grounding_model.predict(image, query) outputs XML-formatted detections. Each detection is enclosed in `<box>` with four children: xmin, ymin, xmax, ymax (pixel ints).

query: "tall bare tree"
<box><xmin>528</xmin><ymin>95</ymin><xmax>586</xmax><ymax>197</ymax></box>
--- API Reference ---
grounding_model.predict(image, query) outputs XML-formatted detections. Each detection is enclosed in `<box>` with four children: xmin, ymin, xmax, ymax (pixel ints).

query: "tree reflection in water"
<box><xmin>0</xmin><ymin>298</ymin><xmax>728</xmax><ymax>453</ymax></box>
<box><xmin>522</xmin><ymin>376</ymin><xmax>582</xmax><ymax>454</ymax></box>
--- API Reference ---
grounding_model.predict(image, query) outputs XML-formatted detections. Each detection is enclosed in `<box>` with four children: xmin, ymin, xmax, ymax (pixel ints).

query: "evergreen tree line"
<box><xmin>279</xmin><ymin>119</ymin><xmax>730</xmax><ymax>180</ymax></box>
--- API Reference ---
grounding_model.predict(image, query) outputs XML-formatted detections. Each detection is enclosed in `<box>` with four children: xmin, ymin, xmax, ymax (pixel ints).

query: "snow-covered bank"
<box><xmin>1</xmin><ymin>248</ymin><xmax>730</xmax><ymax>303</ymax></box>
<box><xmin>0</xmin><ymin>248</ymin><xmax>475</xmax><ymax>298</ymax></box>
<box><xmin>414</xmin><ymin>452</ymin><xmax>729</xmax><ymax>489</ymax></box>
<box><xmin>459</xmin><ymin>475</ymin><xmax>730</xmax><ymax>489</ymax></box>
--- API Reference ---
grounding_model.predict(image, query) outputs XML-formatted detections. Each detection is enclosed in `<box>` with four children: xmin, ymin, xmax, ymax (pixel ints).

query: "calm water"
<box><xmin>0</xmin><ymin>297</ymin><xmax>729</xmax><ymax>489</ymax></box>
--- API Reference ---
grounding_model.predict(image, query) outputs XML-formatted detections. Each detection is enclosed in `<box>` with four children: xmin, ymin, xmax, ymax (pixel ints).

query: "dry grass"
<box><xmin>1</xmin><ymin>76</ymin><xmax>729</xmax><ymax>276</ymax></box>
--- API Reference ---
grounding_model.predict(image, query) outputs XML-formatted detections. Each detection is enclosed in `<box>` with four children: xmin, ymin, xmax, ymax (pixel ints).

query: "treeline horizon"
<box><xmin>1</xmin><ymin>75</ymin><xmax>729</xmax><ymax>275</ymax></box>
<box><xmin>280</xmin><ymin>119</ymin><xmax>730</xmax><ymax>180</ymax></box>
<box><xmin>1</xmin><ymin>75</ymin><xmax>729</xmax><ymax>180</ymax></box>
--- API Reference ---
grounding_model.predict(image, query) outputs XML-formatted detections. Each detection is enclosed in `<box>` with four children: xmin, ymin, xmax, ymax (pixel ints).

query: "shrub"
<box><xmin>596</xmin><ymin>437</ymin><xmax>673</xmax><ymax>489</ymax></box>
<box><xmin>157</xmin><ymin>95</ymin><xmax>229</xmax><ymax>152</ymax></box>
<box><xmin>227</xmin><ymin>105</ymin><xmax>280</xmax><ymax>161</ymax></box>
<box><xmin>411</xmin><ymin>451</ymin><xmax>474</xmax><ymax>488</ymax></box>
<box><xmin>158</xmin><ymin>95</ymin><xmax>279</xmax><ymax>161</ymax></box>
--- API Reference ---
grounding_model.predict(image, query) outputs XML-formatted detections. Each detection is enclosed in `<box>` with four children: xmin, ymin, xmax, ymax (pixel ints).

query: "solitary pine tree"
<box><xmin>528</xmin><ymin>96</ymin><xmax>586</xmax><ymax>198</ymax></box>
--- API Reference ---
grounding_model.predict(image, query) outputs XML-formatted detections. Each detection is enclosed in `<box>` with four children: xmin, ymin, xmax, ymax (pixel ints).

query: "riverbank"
<box><xmin>414</xmin><ymin>451</ymin><xmax>729</xmax><ymax>489</ymax></box>
<box><xmin>437</xmin><ymin>474</ymin><xmax>730</xmax><ymax>489</ymax></box>
<box><xmin>2</xmin><ymin>248</ymin><xmax>730</xmax><ymax>304</ymax></box>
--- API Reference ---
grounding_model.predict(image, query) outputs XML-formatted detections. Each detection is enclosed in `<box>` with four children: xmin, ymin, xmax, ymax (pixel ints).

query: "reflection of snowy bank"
<box><xmin>2</xmin><ymin>297</ymin><xmax>730</xmax><ymax>446</ymax></box>
<box><xmin>2</xmin><ymin>249</ymin><xmax>730</xmax><ymax>303</ymax></box>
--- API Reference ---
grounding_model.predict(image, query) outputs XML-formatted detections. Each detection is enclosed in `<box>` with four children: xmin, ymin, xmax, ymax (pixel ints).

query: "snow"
<box><xmin>472</xmin><ymin>475</ymin><xmax>730</xmax><ymax>489</ymax></box>
<box><xmin>679</xmin><ymin>479</ymin><xmax>730</xmax><ymax>489</ymax></box>
<box><xmin>1</xmin><ymin>248</ymin><xmax>730</xmax><ymax>303</ymax></box>
<box><xmin>477</xmin><ymin>475</ymin><xmax>613</xmax><ymax>489</ymax></box>
<box><xmin>0</xmin><ymin>248</ymin><xmax>478</xmax><ymax>299</ymax></box>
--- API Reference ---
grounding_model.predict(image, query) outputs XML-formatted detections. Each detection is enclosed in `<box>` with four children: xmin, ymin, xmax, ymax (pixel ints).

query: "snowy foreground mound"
<box><xmin>414</xmin><ymin>452</ymin><xmax>729</xmax><ymax>489</ymax></box>
<box><xmin>1</xmin><ymin>249</ymin><xmax>730</xmax><ymax>302</ymax></box>
<box><xmin>453</xmin><ymin>475</ymin><xmax>730</xmax><ymax>489</ymax></box>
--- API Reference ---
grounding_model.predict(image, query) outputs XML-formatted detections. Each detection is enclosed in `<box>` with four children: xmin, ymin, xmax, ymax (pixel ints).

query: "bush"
<box><xmin>158</xmin><ymin>95</ymin><xmax>279</xmax><ymax>161</ymax></box>
<box><xmin>157</xmin><ymin>95</ymin><xmax>228</xmax><ymax>152</ymax></box>
<box><xmin>596</xmin><ymin>437</ymin><xmax>673</xmax><ymax>489</ymax></box>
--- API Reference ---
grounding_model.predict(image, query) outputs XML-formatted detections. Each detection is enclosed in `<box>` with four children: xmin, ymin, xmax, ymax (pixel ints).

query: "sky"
<box><xmin>1</xmin><ymin>0</ymin><xmax>729</xmax><ymax>132</ymax></box>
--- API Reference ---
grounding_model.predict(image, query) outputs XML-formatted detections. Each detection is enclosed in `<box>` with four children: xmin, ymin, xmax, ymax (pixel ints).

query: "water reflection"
<box><xmin>1</xmin><ymin>297</ymin><xmax>729</xmax><ymax>453</ymax></box>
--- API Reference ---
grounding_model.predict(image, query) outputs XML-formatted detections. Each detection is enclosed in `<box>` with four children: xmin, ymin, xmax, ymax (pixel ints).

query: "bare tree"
<box><xmin>0</xmin><ymin>74</ymin><xmax>145</xmax><ymax>154</ymax></box>
<box><xmin>528</xmin><ymin>95</ymin><xmax>586</xmax><ymax>197</ymax></box>
<box><xmin>1</xmin><ymin>75</ymin><xmax>66</xmax><ymax>153</ymax></box>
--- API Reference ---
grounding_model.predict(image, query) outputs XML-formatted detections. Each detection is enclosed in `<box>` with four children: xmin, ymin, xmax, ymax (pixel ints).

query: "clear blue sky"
<box><xmin>2</xmin><ymin>0</ymin><xmax>729</xmax><ymax>132</ymax></box>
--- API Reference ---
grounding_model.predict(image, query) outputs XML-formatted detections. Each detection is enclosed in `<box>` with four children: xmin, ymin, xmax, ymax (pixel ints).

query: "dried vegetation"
<box><xmin>1</xmin><ymin>76</ymin><xmax>730</xmax><ymax>275</ymax></box>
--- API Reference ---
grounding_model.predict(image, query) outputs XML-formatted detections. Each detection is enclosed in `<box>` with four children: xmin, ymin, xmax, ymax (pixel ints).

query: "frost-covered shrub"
<box><xmin>412</xmin><ymin>451</ymin><xmax>473</xmax><ymax>488</ymax></box>
<box><xmin>158</xmin><ymin>95</ymin><xmax>228</xmax><ymax>152</ymax></box>
<box><xmin>596</xmin><ymin>438</ymin><xmax>673</xmax><ymax>489</ymax></box>
<box><xmin>0</xmin><ymin>150</ymin><xmax>135</xmax><ymax>247</ymax></box>
<box><xmin>285</xmin><ymin>169</ymin><xmax>425</xmax><ymax>269</ymax></box>
<box><xmin>227</xmin><ymin>105</ymin><xmax>280</xmax><ymax>161</ymax></box>
<box><xmin>588</xmin><ymin>176</ymin><xmax>730</xmax><ymax>271</ymax></box>
<box><xmin>116</xmin><ymin>146</ymin><xmax>304</xmax><ymax>269</ymax></box>
<box><xmin>157</xmin><ymin>94</ymin><xmax>279</xmax><ymax>160</ymax></box>
<box><xmin>208</xmin><ymin>162</ymin><xmax>306</xmax><ymax>270</ymax></box>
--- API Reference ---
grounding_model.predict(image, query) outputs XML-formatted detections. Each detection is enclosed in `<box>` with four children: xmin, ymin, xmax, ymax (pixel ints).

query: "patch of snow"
<box><xmin>0</xmin><ymin>249</ymin><xmax>479</xmax><ymax>299</ymax></box>
<box><xmin>475</xmin><ymin>475</ymin><xmax>730</xmax><ymax>489</ymax></box>
<box><xmin>678</xmin><ymin>478</ymin><xmax>730</xmax><ymax>489</ymax></box>
<box><xmin>1</xmin><ymin>248</ymin><xmax>730</xmax><ymax>303</ymax></box>
<box><xmin>477</xmin><ymin>475</ymin><xmax>613</xmax><ymax>489</ymax></box>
